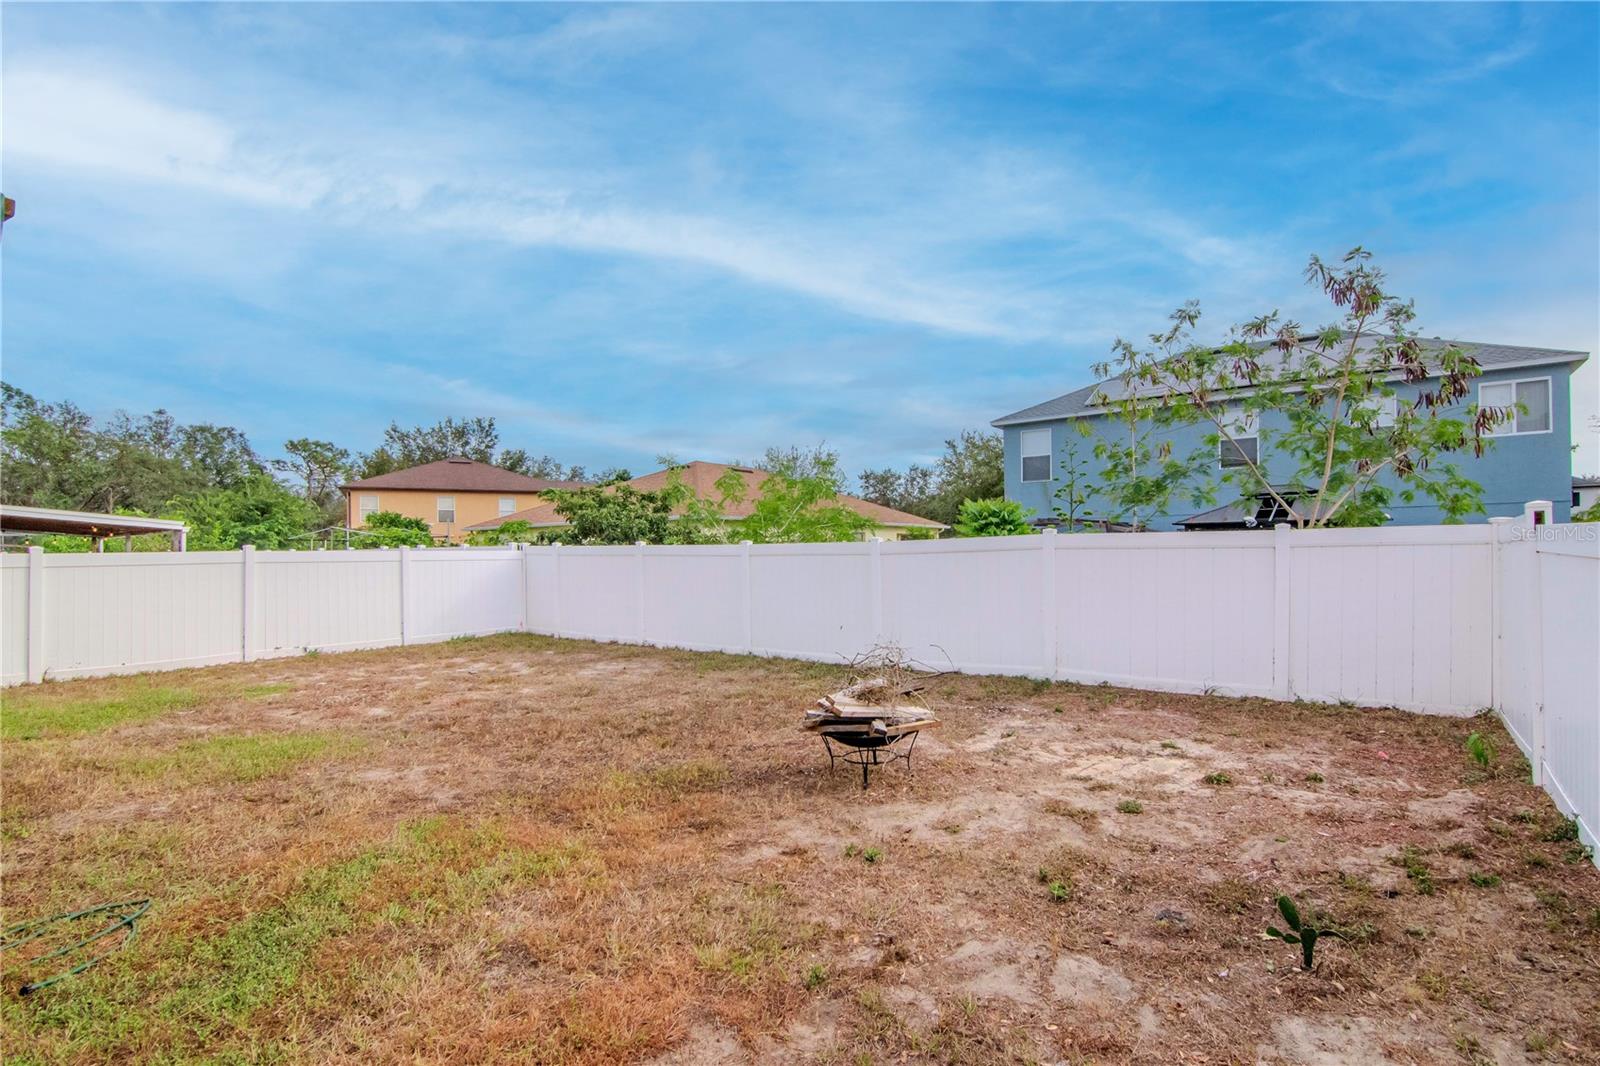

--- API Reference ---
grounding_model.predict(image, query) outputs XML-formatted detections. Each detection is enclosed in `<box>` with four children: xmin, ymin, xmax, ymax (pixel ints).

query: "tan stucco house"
<box><xmin>464</xmin><ymin>460</ymin><xmax>945</xmax><ymax>541</ymax></box>
<box><xmin>340</xmin><ymin>458</ymin><xmax>585</xmax><ymax>544</ymax></box>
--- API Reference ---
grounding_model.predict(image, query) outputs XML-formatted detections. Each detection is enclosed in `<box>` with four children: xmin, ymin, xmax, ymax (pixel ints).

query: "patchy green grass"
<box><xmin>122</xmin><ymin>733</ymin><xmax>363</xmax><ymax>785</ymax></box>
<box><xmin>1115</xmin><ymin>799</ymin><xmax>1144</xmax><ymax>814</ymax></box>
<box><xmin>3</xmin><ymin>817</ymin><xmax>590</xmax><ymax>1063</ymax></box>
<box><xmin>238</xmin><ymin>682</ymin><xmax>293</xmax><ymax>699</ymax></box>
<box><xmin>2</xmin><ymin>684</ymin><xmax>200</xmax><ymax>741</ymax></box>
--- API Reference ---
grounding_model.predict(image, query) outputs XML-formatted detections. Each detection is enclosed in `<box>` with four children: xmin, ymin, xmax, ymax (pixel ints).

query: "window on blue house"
<box><xmin>1020</xmin><ymin>428</ymin><xmax>1052</xmax><ymax>482</ymax></box>
<box><xmin>1482</xmin><ymin>378</ymin><xmax>1551</xmax><ymax>435</ymax></box>
<box><xmin>1219</xmin><ymin>411</ymin><xmax>1258</xmax><ymax>468</ymax></box>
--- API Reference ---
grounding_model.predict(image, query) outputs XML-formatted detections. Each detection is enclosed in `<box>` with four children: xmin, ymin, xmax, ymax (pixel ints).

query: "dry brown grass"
<box><xmin>2</xmin><ymin>633</ymin><xmax>1597</xmax><ymax>1064</ymax></box>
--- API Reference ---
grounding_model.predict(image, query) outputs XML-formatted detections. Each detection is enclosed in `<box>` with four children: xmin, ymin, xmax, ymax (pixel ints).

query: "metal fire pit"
<box><xmin>819</xmin><ymin>729</ymin><xmax>920</xmax><ymax>789</ymax></box>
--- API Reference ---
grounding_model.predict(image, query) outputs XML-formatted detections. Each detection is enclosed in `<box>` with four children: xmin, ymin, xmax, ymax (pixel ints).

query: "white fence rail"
<box><xmin>2</xmin><ymin>507</ymin><xmax>1594</xmax><ymax>859</ymax></box>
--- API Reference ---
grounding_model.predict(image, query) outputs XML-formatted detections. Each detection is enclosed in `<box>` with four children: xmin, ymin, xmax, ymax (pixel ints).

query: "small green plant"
<box><xmin>1201</xmin><ymin>771</ymin><xmax>1233</xmax><ymax>786</ymax></box>
<box><xmin>1116</xmin><ymin>799</ymin><xmax>1143</xmax><ymax>814</ymax></box>
<box><xmin>1464</xmin><ymin>731</ymin><xmax>1496</xmax><ymax>769</ymax></box>
<box><xmin>1304</xmin><ymin>772</ymin><xmax>1324</xmax><ymax>784</ymax></box>
<box><xmin>1265</xmin><ymin>895</ymin><xmax>1342</xmax><ymax>971</ymax></box>
<box><xmin>861</xmin><ymin>846</ymin><xmax>883</xmax><ymax>865</ymax></box>
<box><xmin>1398</xmin><ymin>846</ymin><xmax>1435</xmax><ymax>895</ymax></box>
<box><xmin>1159</xmin><ymin>741</ymin><xmax>1180</xmax><ymax>751</ymax></box>
<box><xmin>843</xmin><ymin>843</ymin><xmax>860</xmax><ymax>858</ymax></box>
<box><xmin>1468</xmin><ymin>872</ymin><xmax>1501</xmax><ymax>888</ymax></box>
<box><xmin>1036</xmin><ymin>866</ymin><xmax>1072</xmax><ymax>902</ymax></box>
<box><xmin>803</xmin><ymin>964</ymin><xmax>828</xmax><ymax>990</ymax></box>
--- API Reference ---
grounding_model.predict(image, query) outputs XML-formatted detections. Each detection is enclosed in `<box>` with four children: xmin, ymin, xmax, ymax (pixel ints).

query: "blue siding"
<box><xmin>1002</xmin><ymin>363</ymin><xmax>1579</xmax><ymax>528</ymax></box>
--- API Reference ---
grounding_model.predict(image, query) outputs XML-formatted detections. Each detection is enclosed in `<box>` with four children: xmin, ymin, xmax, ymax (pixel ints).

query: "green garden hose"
<box><xmin>1</xmin><ymin>898</ymin><xmax>151</xmax><ymax>995</ymax></box>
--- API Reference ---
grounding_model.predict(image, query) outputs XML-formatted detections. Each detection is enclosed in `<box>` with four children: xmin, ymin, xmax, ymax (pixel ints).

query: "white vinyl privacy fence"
<box><xmin>2</xmin><ymin>505</ymin><xmax>1595</xmax><ymax>856</ymax></box>
<box><xmin>0</xmin><ymin>546</ymin><xmax>526</xmax><ymax>684</ymax></box>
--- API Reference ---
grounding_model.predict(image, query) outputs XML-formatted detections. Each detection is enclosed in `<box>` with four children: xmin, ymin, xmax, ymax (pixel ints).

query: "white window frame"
<box><xmin>1219</xmin><ymin>410</ymin><xmax>1259</xmax><ymax>469</ymax></box>
<box><xmin>436</xmin><ymin>496</ymin><xmax>456</xmax><ymax>524</ymax></box>
<box><xmin>1480</xmin><ymin>376</ymin><xmax>1552</xmax><ymax>437</ymax></box>
<box><xmin>498</xmin><ymin>496</ymin><xmax>516</xmax><ymax>517</ymax></box>
<box><xmin>1019</xmin><ymin>428</ymin><xmax>1053</xmax><ymax>483</ymax></box>
<box><xmin>358</xmin><ymin>494</ymin><xmax>379</xmax><ymax>520</ymax></box>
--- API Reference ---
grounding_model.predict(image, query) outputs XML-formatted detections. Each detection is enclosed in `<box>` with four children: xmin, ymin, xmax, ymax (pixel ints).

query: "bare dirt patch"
<box><xmin>2</xmin><ymin>633</ymin><xmax>1596</xmax><ymax>1064</ymax></box>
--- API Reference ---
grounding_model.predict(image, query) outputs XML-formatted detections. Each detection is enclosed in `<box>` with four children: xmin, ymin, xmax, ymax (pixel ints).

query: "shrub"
<box><xmin>951</xmin><ymin>498</ymin><xmax>1035</xmax><ymax>537</ymax></box>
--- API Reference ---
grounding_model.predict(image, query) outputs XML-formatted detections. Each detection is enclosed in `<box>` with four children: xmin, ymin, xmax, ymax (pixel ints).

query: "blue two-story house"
<box><xmin>993</xmin><ymin>339</ymin><xmax>1590</xmax><ymax>529</ymax></box>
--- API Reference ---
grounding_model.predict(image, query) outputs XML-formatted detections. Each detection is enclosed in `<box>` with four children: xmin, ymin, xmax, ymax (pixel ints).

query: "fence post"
<box><xmin>517</xmin><ymin>543</ymin><xmax>530</xmax><ymax>633</ymax></box>
<box><xmin>550</xmin><ymin>543</ymin><xmax>563</xmax><ymax>639</ymax></box>
<box><xmin>635</xmin><ymin>541</ymin><xmax>648</xmax><ymax>643</ymax></box>
<box><xmin>1272</xmin><ymin>523</ymin><xmax>1293</xmax><ymax>700</ymax></box>
<box><xmin>25</xmin><ymin>546</ymin><xmax>44</xmax><ymax>684</ymax></box>
<box><xmin>1040</xmin><ymin>528</ymin><xmax>1058</xmax><ymax>680</ymax></box>
<box><xmin>868</xmin><ymin>538</ymin><xmax>884</xmax><ymax>645</ymax></box>
<box><xmin>739</xmin><ymin>540</ymin><xmax>753</xmax><ymax>654</ymax></box>
<box><xmin>1488</xmin><ymin>517</ymin><xmax>1513</xmax><ymax>715</ymax></box>
<box><xmin>1521</xmin><ymin>503</ymin><xmax>1547</xmax><ymax>785</ymax></box>
<box><xmin>241</xmin><ymin>545</ymin><xmax>257</xmax><ymax>663</ymax></box>
<box><xmin>399</xmin><ymin>546</ymin><xmax>413</xmax><ymax>646</ymax></box>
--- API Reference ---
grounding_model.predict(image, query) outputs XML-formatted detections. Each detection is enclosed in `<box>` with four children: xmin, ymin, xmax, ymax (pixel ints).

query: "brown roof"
<box><xmin>464</xmin><ymin>460</ymin><xmax>945</xmax><ymax>531</ymax></box>
<box><xmin>341</xmin><ymin>458</ymin><xmax>585</xmax><ymax>493</ymax></box>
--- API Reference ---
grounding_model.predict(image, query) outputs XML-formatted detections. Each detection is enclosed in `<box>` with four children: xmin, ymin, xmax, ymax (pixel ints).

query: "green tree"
<box><xmin>464</xmin><ymin>519</ymin><xmax>536</xmax><ymax>546</ymax></box>
<box><xmin>755</xmin><ymin>444</ymin><xmax>849</xmax><ymax>492</ymax></box>
<box><xmin>1</xmin><ymin>384</ymin><xmax>105</xmax><ymax>508</ymax></box>
<box><xmin>542</xmin><ymin>477</ymin><xmax>697</xmax><ymax>545</ymax></box>
<box><xmin>274</xmin><ymin>438</ymin><xmax>351</xmax><ymax>507</ymax></box>
<box><xmin>858</xmin><ymin>464</ymin><xmax>936</xmax><ymax>516</ymax></box>
<box><xmin>1093</xmin><ymin>248</ymin><xmax>1500</xmax><ymax>528</ymax></box>
<box><xmin>1051</xmin><ymin>436</ymin><xmax>1102</xmax><ymax>529</ymax></box>
<box><xmin>855</xmin><ymin>431</ymin><xmax>1001</xmax><ymax>525</ymax></box>
<box><xmin>354</xmin><ymin>510</ymin><xmax>435</xmax><ymax>548</ymax></box>
<box><xmin>168</xmin><ymin>475</ymin><xmax>320</xmax><ymax>550</ymax></box>
<box><xmin>712</xmin><ymin>459</ymin><xmax>874</xmax><ymax>544</ymax></box>
<box><xmin>951</xmin><ymin>498</ymin><xmax>1035</xmax><ymax>537</ymax></box>
<box><xmin>501</xmin><ymin>450</ymin><xmax>586</xmax><ymax>482</ymax></box>
<box><xmin>930</xmin><ymin>430</ymin><xmax>1004</xmax><ymax>522</ymax></box>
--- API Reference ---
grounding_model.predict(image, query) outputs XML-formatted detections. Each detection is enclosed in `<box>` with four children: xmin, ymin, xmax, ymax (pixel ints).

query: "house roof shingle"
<box><xmin>341</xmin><ymin>458</ymin><xmax>585</xmax><ymax>493</ymax></box>
<box><xmin>992</xmin><ymin>338</ymin><xmax>1590</xmax><ymax>427</ymax></box>
<box><xmin>464</xmin><ymin>461</ymin><xmax>945</xmax><ymax>531</ymax></box>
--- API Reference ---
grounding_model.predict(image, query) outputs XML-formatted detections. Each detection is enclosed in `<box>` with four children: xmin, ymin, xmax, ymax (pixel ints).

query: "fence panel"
<box><xmin>254</xmin><ymin>550</ymin><xmax>402</xmax><ymax>655</ymax></box>
<box><xmin>553</xmin><ymin>546</ymin><xmax>641</xmax><ymax>643</ymax></box>
<box><xmin>880</xmin><ymin>537</ymin><xmax>1044</xmax><ymax>675</ymax></box>
<box><xmin>408</xmin><ymin>549</ymin><xmax>523</xmax><ymax>641</ymax></box>
<box><xmin>639</xmin><ymin>546</ymin><xmax>746</xmax><ymax>653</ymax></box>
<box><xmin>39</xmin><ymin>553</ymin><xmax>244</xmax><ymax>679</ymax></box>
<box><xmin>749</xmin><ymin>543</ymin><xmax>873</xmax><ymax>662</ymax></box>
<box><xmin>1054</xmin><ymin>533</ymin><xmax>1275</xmax><ymax>696</ymax></box>
<box><xmin>1288</xmin><ymin>528</ymin><xmax>1494</xmax><ymax>715</ymax></box>
<box><xmin>1534</xmin><ymin>538</ymin><xmax>1599</xmax><ymax>852</ymax></box>
<box><xmin>1</xmin><ymin>556</ymin><xmax>28</xmax><ymax>686</ymax></box>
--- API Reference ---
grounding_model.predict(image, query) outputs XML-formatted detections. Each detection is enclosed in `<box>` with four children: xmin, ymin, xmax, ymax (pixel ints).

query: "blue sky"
<box><xmin>3</xmin><ymin>2</ymin><xmax>1598</xmax><ymax>479</ymax></box>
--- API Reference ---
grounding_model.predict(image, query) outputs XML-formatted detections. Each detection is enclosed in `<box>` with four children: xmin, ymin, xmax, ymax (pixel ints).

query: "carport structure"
<box><xmin>0</xmin><ymin>504</ymin><xmax>188</xmax><ymax>552</ymax></box>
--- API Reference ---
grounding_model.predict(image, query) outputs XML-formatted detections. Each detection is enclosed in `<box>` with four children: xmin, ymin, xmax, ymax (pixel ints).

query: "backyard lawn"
<box><xmin>2</xmin><ymin>634</ymin><xmax>1597</xmax><ymax>1064</ymax></box>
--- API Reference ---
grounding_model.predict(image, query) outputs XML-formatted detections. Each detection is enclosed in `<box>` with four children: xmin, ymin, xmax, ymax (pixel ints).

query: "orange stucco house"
<box><xmin>340</xmin><ymin>458</ymin><xmax>584</xmax><ymax>544</ymax></box>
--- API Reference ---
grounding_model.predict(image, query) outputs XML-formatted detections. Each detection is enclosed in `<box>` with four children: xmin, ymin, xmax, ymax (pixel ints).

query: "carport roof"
<box><xmin>0</xmin><ymin>504</ymin><xmax>188</xmax><ymax>539</ymax></box>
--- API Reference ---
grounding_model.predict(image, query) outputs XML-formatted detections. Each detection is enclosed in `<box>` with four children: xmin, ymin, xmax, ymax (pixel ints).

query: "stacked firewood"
<box><xmin>803</xmin><ymin>676</ymin><xmax>939</xmax><ymax>739</ymax></box>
